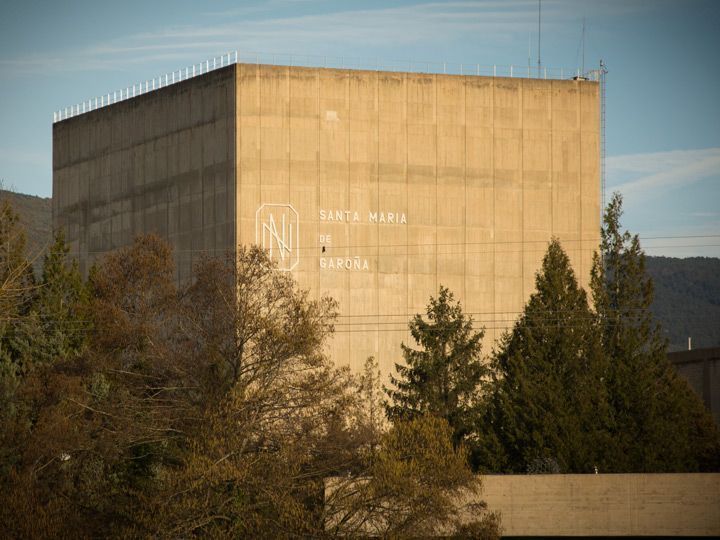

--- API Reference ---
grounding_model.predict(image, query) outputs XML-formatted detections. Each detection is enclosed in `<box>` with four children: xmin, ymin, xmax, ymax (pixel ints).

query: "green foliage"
<box><xmin>0</xmin><ymin>211</ymin><xmax>86</xmax><ymax>486</ymax></box>
<box><xmin>385</xmin><ymin>286</ymin><xmax>489</xmax><ymax>448</ymax></box>
<box><xmin>346</xmin><ymin>356</ymin><xmax>386</xmax><ymax>467</ymax></box>
<box><xmin>0</xmin><ymin>231</ymin><xmax>501</xmax><ymax>538</ymax></box>
<box><xmin>325</xmin><ymin>415</ymin><xmax>500</xmax><ymax>539</ymax></box>
<box><xmin>12</xmin><ymin>229</ymin><xmax>88</xmax><ymax>368</ymax></box>
<box><xmin>486</xmin><ymin>238</ymin><xmax>610</xmax><ymax>473</ymax></box>
<box><xmin>591</xmin><ymin>193</ymin><xmax>720</xmax><ymax>472</ymax></box>
<box><xmin>475</xmin><ymin>198</ymin><xmax>719</xmax><ymax>474</ymax></box>
<box><xmin>0</xmin><ymin>197</ymin><xmax>35</xmax><ymax>449</ymax></box>
<box><xmin>591</xmin><ymin>192</ymin><xmax>661</xmax><ymax>363</ymax></box>
<box><xmin>0</xmin><ymin>189</ymin><xmax>52</xmax><ymax>275</ymax></box>
<box><xmin>0</xmin><ymin>198</ymin><xmax>34</xmax><ymax>332</ymax></box>
<box><xmin>0</xmin><ymin>228</ymin><xmax>89</xmax><ymax>500</ymax></box>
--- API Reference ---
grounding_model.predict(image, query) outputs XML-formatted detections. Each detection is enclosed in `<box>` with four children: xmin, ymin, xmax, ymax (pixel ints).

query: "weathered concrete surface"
<box><xmin>234</xmin><ymin>64</ymin><xmax>599</xmax><ymax>375</ymax></box>
<box><xmin>478</xmin><ymin>473</ymin><xmax>720</xmax><ymax>537</ymax></box>
<box><xmin>669</xmin><ymin>347</ymin><xmax>720</xmax><ymax>427</ymax></box>
<box><xmin>53</xmin><ymin>66</ymin><xmax>236</xmax><ymax>281</ymax></box>
<box><xmin>54</xmin><ymin>64</ymin><xmax>600</xmax><ymax>377</ymax></box>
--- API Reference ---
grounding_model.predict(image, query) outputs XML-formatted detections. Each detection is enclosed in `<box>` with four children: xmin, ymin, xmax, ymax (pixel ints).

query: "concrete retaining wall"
<box><xmin>478</xmin><ymin>473</ymin><xmax>720</xmax><ymax>537</ymax></box>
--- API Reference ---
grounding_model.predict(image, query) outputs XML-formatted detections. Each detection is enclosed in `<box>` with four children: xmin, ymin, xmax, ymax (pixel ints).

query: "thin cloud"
<box><xmin>607</xmin><ymin>148</ymin><xmax>720</xmax><ymax>197</ymax></box>
<box><xmin>0</xmin><ymin>0</ymin><xmax>646</xmax><ymax>76</ymax></box>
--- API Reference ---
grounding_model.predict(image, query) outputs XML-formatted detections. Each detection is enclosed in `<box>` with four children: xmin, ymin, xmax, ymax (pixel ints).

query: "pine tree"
<box><xmin>591</xmin><ymin>192</ymin><xmax>720</xmax><ymax>471</ymax></box>
<box><xmin>488</xmin><ymin>238</ymin><xmax>610</xmax><ymax>473</ymax></box>
<box><xmin>0</xmin><ymin>198</ymin><xmax>35</xmax><ymax>409</ymax></box>
<box><xmin>0</xmin><ymin>198</ymin><xmax>34</xmax><ymax>329</ymax></box>
<box><xmin>0</xmin><ymin>198</ymin><xmax>36</xmax><ymax>480</ymax></box>
<box><xmin>13</xmin><ymin>229</ymin><xmax>88</xmax><ymax>367</ymax></box>
<box><xmin>385</xmin><ymin>286</ymin><xmax>488</xmax><ymax>448</ymax></box>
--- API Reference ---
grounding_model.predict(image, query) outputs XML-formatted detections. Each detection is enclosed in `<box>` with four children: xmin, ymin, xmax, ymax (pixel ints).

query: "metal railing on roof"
<box><xmin>53</xmin><ymin>51</ymin><xmax>600</xmax><ymax>123</ymax></box>
<box><xmin>53</xmin><ymin>51</ymin><xmax>237</xmax><ymax>124</ymax></box>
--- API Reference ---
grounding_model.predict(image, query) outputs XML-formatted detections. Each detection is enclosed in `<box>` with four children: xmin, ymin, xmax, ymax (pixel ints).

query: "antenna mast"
<box><xmin>537</xmin><ymin>0</ymin><xmax>542</xmax><ymax>77</ymax></box>
<box><xmin>528</xmin><ymin>33</ymin><xmax>531</xmax><ymax>77</ymax></box>
<box><xmin>582</xmin><ymin>17</ymin><xmax>586</xmax><ymax>76</ymax></box>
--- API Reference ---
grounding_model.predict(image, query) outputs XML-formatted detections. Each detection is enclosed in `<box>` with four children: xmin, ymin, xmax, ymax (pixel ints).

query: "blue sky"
<box><xmin>1</xmin><ymin>0</ymin><xmax>718</xmax><ymax>257</ymax></box>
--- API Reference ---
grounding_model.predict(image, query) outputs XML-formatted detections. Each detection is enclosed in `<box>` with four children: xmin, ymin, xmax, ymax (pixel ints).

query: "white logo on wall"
<box><xmin>255</xmin><ymin>204</ymin><xmax>300</xmax><ymax>271</ymax></box>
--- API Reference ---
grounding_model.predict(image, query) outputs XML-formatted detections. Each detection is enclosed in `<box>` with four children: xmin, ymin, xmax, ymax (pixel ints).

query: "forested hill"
<box><xmin>0</xmin><ymin>189</ymin><xmax>51</xmax><ymax>272</ymax></box>
<box><xmin>645</xmin><ymin>256</ymin><xmax>720</xmax><ymax>351</ymax></box>
<box><xmin>1</xmin><ymin>189</ymin><xmax>717</xmax><ymax>352</ymax></box>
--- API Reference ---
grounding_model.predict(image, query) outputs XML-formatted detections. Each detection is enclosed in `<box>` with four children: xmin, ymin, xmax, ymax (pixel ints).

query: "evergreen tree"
<box><xmin>385</xmin><ymin>286</ymin><xmax>488</xmax><ymax>448</ymax></box>
<box><xmin>0</xmin><ymin>199</ymin><xmax>35</xmax><ymax>409</ymax></box>
<box><xmin>0</xmin><ymin>238</ymin><xmax>502</xmax><ymax>538</ymax></box>
<box><xmin>13</xmin><ymin>229</ymin><xmax>88</xmax><ymax>367</ymax></box>
<box><xmin>488</xmin><ymin>239</ymin><xmax>610</xmax><ymax>473</ymax></box>
<box><xmin>0</xmin><ymin>198</ymin><xmax>36</xmax><ymax>481</ymax></box>
<box><xmin>0</xmin><ymin>198</ymin><xmax>34</xmax><ymax>329</ymax></box>
<box><xmin>591</xmin><ymin>192</ymin><xmax>720</xmax><ymax>471</ymax></box>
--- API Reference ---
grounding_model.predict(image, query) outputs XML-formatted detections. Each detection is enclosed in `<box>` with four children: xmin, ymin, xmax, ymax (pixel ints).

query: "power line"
<box><xmin>5</xmin><ymin>308</ymin><xmax>713</xmax><ymax>329</ymax></box>
<box><xmin>56</xmin><ymin>234</ymin><xmax>720</xmax><ymax>259</ymax></box>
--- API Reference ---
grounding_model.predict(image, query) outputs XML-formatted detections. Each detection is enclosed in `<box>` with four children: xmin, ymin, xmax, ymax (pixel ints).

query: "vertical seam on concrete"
<box><xmin>375</xmin><ymin>70</ymin><xmax>380</xmax><ymax>363</ymax></box>
<box><xmin>198</xmin><ymin>88</ymin><xmax>203</xmax><ymax>275</ymax></box>
<box><xmin>491</xmin><ymin>78</ymin><xmax>496</xmax><ymax>349</ymax></box>
<box><xmin>236</xmin><ymin>65</ymin><xmax>240</xmax><ymax>255</ymax></box>
<box><xmin>434</xmin><ymin>73</ymin><xmax>438</xmax><ymax>293</ymax></box>
<box><xmin>548</xmin><ymin>83</ymin><xmax>554</xmax><ymax>243</ymax></box>
<box><xmin>166</xmin><ymin>95</ymin><xmax>171</xmax><ymax>257</ymax></box>
<box><xmin>257</xmin><ymin>63</ymin><xmax>262</xmax><ymax>247</ymax></box>
<box><xmin>463</xmin><ymin>76</ymin><xmax>467</xmax><ymax>305</ymax></box>
<box><xmin>346</xmin><ymin>69</ymin><xmax>351</xmax><ymax>366</ymax></box>
<box><xmin>550</xmin><ymin>83</ymin><xmax>555</xmax><ymax>242</ymax></box>
<box><xmin>287</xmin><ymin>66</ymin><xmax>291</xmax><ymax>206</ymax></box>
<box><xmin>317</xmin><ymin>69</ymin><xmax>321</xmax><ymax>295</ymax></box>
<box><xmin>405</xmin><ymin>71</ymin><xmax>409</xmax><ymax>340</ymax></box>
<box><xmin>579</xmin><ymin>82</ymin><xmax>583</xmax><ymax>282</ymax></box>
<box><xmin>520</xmin><ymin>79</ymin><xmax>524</xmax><ymax>304</ymax></box>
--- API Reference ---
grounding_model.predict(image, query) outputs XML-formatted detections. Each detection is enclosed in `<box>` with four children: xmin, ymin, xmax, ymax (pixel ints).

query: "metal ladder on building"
<box><xmin>588</xmin><ymin>60</ymin><xmax>608</xmax><ymax>219</ymax></box>
<box><xmin>599</xmin><ymin>60</ymin><xmax>608</xmax><ymax>217</ymax></box>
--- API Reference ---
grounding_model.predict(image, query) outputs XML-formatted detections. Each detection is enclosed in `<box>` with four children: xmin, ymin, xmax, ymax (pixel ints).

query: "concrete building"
<box><xmin>326</xmin><ymin>473</ymin><xmax>720</xmax><ymax>536</ymax></box>
<box><xmin>669</xmin><ymin>347</ymin><xmax>720</xmax><ymax>427</ymax></box>
<box><xmin>53</xmin><ymin>61</ymin><xmax>601</xmax><ymax>376</ymax></box>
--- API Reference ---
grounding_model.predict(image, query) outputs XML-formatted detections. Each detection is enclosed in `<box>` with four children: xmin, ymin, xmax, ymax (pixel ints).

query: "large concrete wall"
<box><xmin>235</xmin><ymin>64</ymin><xmax>600</xmax><ymax>374</ymax></box>
<box><xmin>54</xmin><ymin>63</ymin><xmax>599</xmax><ymax>375</ymax></box>
<box><xmin>669</xmin><ymin>347</ymin><xmax>720</xmax><ymax>427</ymax></box>
<box><xmin>53</xmin><ymin>66</ymin><xmax>237</xmax><ymax>281</ymax></box>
